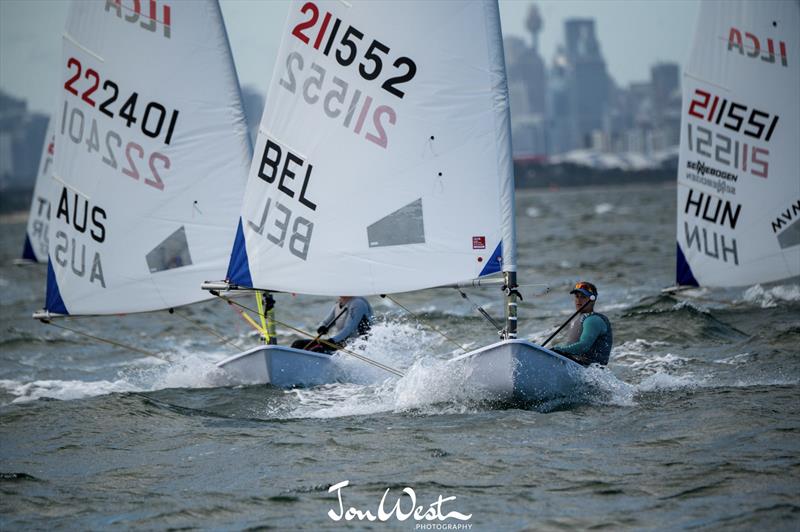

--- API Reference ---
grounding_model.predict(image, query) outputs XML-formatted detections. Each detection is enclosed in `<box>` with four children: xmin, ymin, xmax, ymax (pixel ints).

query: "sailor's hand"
<box><xmin>323</xmin><ymin>338</ymin><xmax>342</xmax><ymax>348</ymax></box>
<box><xmin>317</xmin><ymin>325</ymin><xmax>329</xmax><ymax>335</ymax></box>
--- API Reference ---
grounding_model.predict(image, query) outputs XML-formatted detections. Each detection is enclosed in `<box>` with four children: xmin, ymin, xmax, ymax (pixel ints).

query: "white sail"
<box><xmin>22</xmin><ymin>117</ymin><xmax>56</xmax><ymax>263</ymax></box>
<box><xmin>676</xmin><ymin>1</ymin><xmax>800</xmax><ymax>287</ymax></box>
<box><xmin>46</xmin><ymin>0</ymin><xmax>251</xmax><ymax>315</ymax></box>
<box><xmin>227</xmin><ymin>0</ymin><xmax>515</xmax><ymax>296</ymax></box>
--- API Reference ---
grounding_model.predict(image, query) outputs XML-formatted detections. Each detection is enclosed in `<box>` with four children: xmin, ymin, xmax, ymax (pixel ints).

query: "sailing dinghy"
<box><xmin>675</xmin><ymin>0</ymin><xmax>799</xmax><ymax>289</ymax></box>
<box><xmin>19</xmin><ymin>117</ymin><xmax>56</xmax><ymax>265</ymax></box>
<box><xmin>34</xmin><ymin>1</ymin><xmax>251</xmax><ymax>321</ymax></box>
<box><xmin>207</xmin><ymin>0</ymin><xmax>587</xmax><ymax>403</ymax></box>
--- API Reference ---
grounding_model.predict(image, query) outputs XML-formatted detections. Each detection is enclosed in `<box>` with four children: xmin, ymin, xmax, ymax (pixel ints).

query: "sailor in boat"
<box><xmin>552</xmin><ymin>281</ymin><xmax>613</xmax><ymax>366</ymax></box>
<box><xmin>291</xmin><ymin>296</ymin><xmax>373</xmax><ymax>354</ymax></box>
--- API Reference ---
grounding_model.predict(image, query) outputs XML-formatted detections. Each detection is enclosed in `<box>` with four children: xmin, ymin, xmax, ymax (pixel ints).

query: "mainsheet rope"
<box><xmin>37</xmin><ymin>307</ymin><xmax>244</xmax><ymax>363</ymax></box>
<box><xmin>170</xmin><ymin>309</ymin><xmax>245</xmax><ymax>352</ymax></box>
<box><xmin>39</xmin><ymin>319</ymin><xmax>172</xmax><ymax>362</ymax></box>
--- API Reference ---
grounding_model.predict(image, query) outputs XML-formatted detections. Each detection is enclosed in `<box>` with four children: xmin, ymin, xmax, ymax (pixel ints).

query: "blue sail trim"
<box><xmin>226</xmin><ymin>218</ymin><xmax>253</xmax><ymax>288</ymax></box>
<box><xmin>22</xmin><ymin>235</ymin><xmax>38</xmax><ymax>262</ymax></box>
<box><xmin>479</xmin><ymin>241</ymin><xmax>503</xmax><ymax>277</ymax></box>
<box><xmin>45</xmin><ymin>259</ymin><xmax>69</xmax><ymax>315</ymax></box>
<box><xmin>676</xmin><ymin>242</ymin><xmax>699</xmax><ymax>287</ymax></box>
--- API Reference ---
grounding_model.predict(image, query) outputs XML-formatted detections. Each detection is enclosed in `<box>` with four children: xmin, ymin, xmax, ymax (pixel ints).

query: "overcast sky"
<box><xmin>0</xmin><ymin>0</ymin><xmax>699</xmax><ymax>116</ymax></box>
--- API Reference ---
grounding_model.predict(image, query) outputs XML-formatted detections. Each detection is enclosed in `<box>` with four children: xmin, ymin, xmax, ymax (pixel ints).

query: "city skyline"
<box><xmin>1</xmin><ymin>0</ymin><xmax>700</xmax><ymax>115</ymax></box>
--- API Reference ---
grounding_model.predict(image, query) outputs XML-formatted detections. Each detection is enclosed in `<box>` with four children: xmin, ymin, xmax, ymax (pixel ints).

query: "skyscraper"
<box><xmin>563</xmin><ymin>18</ymin><xmax>611</xmax><ymax>150</ymax></box>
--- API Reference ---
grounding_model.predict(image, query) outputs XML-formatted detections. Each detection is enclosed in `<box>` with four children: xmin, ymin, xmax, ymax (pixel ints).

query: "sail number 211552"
<box><xmin>279</xmin><ymin>51</ymin><xmax>396</xmax><ymax>149</ymax></box>
<box><xmin>290</xmin><ymin>1</ymin><xmax>417</xmax><ymax>100</ymax></box>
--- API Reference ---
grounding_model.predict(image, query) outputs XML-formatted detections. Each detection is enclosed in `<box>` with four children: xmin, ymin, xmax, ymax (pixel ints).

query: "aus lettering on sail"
<box><xmin>105</xmin><ymin>0</ymin><xmax>172</xmax><ymax>39</ymax></box>
<box><xmin>728</xmin><ymin>27</ymin><xmax>788</xmax><ymax>67</ymax></box>
<box><xmin>53</xmin><ymin>187</ymin><xmax>108</xmax><ymax>288</ymax></box>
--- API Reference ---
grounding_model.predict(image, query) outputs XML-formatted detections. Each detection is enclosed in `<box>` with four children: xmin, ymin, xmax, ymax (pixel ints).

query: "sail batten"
<box><xmin>232</xmin><ymin>0</ymin><xmax>516</xmax><ymax>296</ymax></box>
<box><xmin>676</xmin><ymin>1</ymin><xmax>800</xmax><ymax>287</ymax></box>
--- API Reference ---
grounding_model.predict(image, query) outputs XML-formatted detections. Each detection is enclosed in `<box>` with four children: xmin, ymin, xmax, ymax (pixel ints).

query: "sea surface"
<box><xmin>1</xmin><ymin>184</ymin><xmax>798</xmax><ymax>530</ymax></box>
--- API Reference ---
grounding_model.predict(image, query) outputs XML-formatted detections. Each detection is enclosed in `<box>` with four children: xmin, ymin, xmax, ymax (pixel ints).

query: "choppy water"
<box><xmin>1</xmin><ymin>184</ymin><xmax>798</xmax><ymax>530</ymax></box>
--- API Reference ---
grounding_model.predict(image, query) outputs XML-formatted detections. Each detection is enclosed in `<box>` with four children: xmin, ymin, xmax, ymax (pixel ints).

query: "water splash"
<box><xmin>741</xmin><ymin>284</ymin><xmax>800</xmax><ymax>308</ymax></box>
<box><xmin>594</xmin><ymin>203</ymin><xmax>614</xmax><ymax>215</ymax></box>
<box><xmin>0</xmin><ymin>378</ymin><xmax>140</xmax><ymax>404</ymax></box>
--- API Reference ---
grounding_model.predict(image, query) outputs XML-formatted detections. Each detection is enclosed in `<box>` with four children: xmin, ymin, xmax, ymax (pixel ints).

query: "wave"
<box><xmin>740</xmin><ymin>284</ymin><xmax>800</xmax><ymax>308</ymax></box>
<box><xmin>2</xmin><ymin>317</ymin><xmax>795</xmax><ymax>419</ymax></box>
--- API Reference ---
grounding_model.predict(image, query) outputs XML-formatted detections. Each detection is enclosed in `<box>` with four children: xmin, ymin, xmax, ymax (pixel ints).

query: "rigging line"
<box><xmin>169</xmin><ymin>309</ymin><xmax>245</xmax><ymax>353</ymax></box>
<box><xmin>215</xmin><ymin>295</ymin><xmax>405</xmax><ymax>378</ymax></box>
<box><xmin>40</xmin><ymin>320</ymin><xmax>171</xmax><ymax>362</ymax></box>
<box><xmin>383</xmin><ymin>294</ymin><xmax>469</xmax><ymax>353</ymax></box>
<box><xmin>457</xmin><ymin>288</ymin><xmax>503</xmax><ymax>332</ymax></box>
<box><xmin>232</xmin><ymin>305</ymin><xmax>269</xmax><ymax>336</ymax></box>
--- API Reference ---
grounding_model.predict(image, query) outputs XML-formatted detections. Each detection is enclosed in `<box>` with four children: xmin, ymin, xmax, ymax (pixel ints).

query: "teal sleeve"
<box><xmin>553</xmin><ymin>315</ymin><xmax>607</xmax><ymax>356</ymax></box>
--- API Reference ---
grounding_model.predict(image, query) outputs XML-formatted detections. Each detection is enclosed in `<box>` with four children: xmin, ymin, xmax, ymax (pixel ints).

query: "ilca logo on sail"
<box><xmin>105</xmin><ymin>0</ymin><xmax>172</xmax><ymax>39</ymax></box>
<box><xmin>727</xmin><ymin>26</ymin><xmax>788</xmax><ymax>67</ymax></box>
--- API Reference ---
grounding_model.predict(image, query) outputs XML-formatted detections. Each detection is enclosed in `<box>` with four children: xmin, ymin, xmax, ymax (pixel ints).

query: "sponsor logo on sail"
<box><xmin>684</xmin><ymin>160</ymin><xmax>737</xmax><ymax>195</ymax></box>
<box><xmin>771</xmin><ymin>199</ymin><xmax>800</xmax><ymax>249</ymax></box>
<box><xmin>105</xmin><ymin>0</ymin><xmax>172</xmax><ymax>39</ymax></box>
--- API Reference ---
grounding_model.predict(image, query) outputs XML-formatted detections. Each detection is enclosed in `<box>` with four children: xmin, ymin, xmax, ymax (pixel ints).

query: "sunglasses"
<box><xmin>575</xmin><ymin>282</ymin><xmax>595</xmax><ymax>292</ymax></box>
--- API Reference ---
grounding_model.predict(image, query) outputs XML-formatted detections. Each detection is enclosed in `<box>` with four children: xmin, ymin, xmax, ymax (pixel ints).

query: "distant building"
<box><xmin>562</xmin><ymin>18</ymin><xmax>611</xmax><ymax>150</ymax></box>
<box><xmin>650</xmin><ymin>62</ymin><xmax>681</xmax><ymax>148</ymax></box>
<box><xmin>503</xmin><ymin>4</ymin><xmax>547</xmax><ymax>156</ymax></box>
<box><xmin>0</xmin><ymin>90</ymin><xmax>48</xmax><ymax>190</ymax></box>
<box><xmin>503</xmin><ymin>4</ymin><xmax>682</xmax><ymax>161</ymax></box>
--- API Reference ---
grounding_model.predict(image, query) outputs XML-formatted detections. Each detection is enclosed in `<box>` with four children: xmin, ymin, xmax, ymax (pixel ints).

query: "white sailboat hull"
<box><xmin>216</xmin><ymin>346</ymin><xmax>338</xmax><ymax>388</ymax></box>
<box><xmin>448</xmin><ymin>339</ymin><xmax>586</xmax><ymax>404</ymax></box>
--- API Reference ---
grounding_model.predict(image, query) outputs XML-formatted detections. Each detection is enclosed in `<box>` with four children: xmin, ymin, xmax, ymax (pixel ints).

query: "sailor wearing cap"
<box><xmin>552</xmin><ymin>281</ymin><xmax>613</xmax><ymax>366</ymax></box>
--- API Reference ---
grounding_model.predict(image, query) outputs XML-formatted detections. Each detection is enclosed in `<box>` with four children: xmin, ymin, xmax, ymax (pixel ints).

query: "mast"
<box><xmin>484</xmin><ymin>1</ymin><xmax>518</xmax><ymax>339</ymax></box>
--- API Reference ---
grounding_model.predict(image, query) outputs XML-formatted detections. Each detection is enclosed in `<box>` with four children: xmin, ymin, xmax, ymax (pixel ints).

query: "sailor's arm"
<box><xmin>317</xmin><ymin>305</ymin><xmax>338</xmax><ymax>333</ymax></box>
<box><xmin>329</xmin><ymin>300</ymin><xmax>367</xmax><ymax>343</ymax></box>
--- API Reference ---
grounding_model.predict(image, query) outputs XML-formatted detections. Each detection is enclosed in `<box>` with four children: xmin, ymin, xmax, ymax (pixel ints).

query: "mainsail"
<box><xmin>676</xmin><ymin>1</ymin><xmax>800</xmax><ymax>287</ymax></box>
<box><xmin>22</xmin><ymin>117</ymin><xmax>56</xmax><ymax>263</ymax></box>
<box><xmin>45</xmin><ymin>0</ymin><xmax>251</xmax><ymax>315</ymax></box>
<box><xmin>227</xmin><ymin>0</ymin><xmax>516</xmax><ymax>296</ymax></box>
